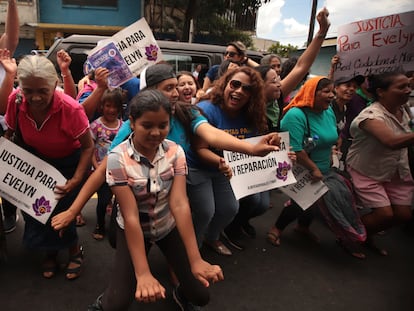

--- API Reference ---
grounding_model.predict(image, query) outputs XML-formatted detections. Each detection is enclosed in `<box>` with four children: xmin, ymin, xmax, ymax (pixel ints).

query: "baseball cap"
<box><xmin>139</xmin><ymin>63</ymin><xmax>176</xmax><ymax>90</ymax></box>
<box><xmin>334</xmin><ymin>75</ymin><xmax>365</xmax><ymax>86</ymax></box>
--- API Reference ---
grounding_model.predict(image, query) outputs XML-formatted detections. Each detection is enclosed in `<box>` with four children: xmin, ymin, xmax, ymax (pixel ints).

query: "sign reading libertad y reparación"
<box><xmin>223</xmin><ymin>132</ymin><xmax>296</xmax><ymax>200</ymax></box>
<box><xmin>0</xmin><ymin>137</ymin><xmax>66</xmax><ymax>224</ymax></box>
<box><xmin>335</xmin><ymin>11</ymin><xmax>414</xmax><ymax>79</ymax></box>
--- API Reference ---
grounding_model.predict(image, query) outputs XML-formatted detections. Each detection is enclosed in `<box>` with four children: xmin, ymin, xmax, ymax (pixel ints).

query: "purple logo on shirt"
<box><xmin>32</xmin><ymin>196</ymin><xmax>52</xmax><ymax>216</ymax></box>
<box><xmin>276</xmin><ymin>161</ymin><xmax>291</xmax><ymax>181</ymax></box>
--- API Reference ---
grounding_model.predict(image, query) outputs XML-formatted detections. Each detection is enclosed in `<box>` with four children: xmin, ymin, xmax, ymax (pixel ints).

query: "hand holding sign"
<box><xmin>250</xmin><ymin>132</ymin><xmax>280</xmax><ymax>156</ymax></box>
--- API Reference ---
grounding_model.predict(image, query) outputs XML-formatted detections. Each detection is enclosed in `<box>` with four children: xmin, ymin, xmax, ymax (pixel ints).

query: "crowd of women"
<box><xmin>1</xmin><ymin>4</ymin><xmax>413</xmax><ymax>311</ymax></box>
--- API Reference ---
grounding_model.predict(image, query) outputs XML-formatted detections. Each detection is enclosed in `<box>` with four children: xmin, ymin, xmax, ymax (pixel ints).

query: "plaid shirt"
<box><xmin>107</xmin><ymin>136</ymin><xmax>187</xmax><ymax>242</ymax></box>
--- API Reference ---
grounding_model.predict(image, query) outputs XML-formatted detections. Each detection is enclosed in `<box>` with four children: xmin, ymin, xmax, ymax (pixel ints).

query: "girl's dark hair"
<box><xmin>177</xmin><ymin>71</ymin><xmax>201</xmax><ymax>90</ymax></box>
<box><xmin>367</xmin><ymin>71</ymin><xmax>406</xmax><ymax>101</ymax></box>
<box><xmin>129</xmin><ymin>89</ymin><xmax>171</xmax><ymax>121</ymax></box>
<box><xmin>254</xmin><ymin>65</ymin><xmax>272</xmax><ymax>81</ymax></box>
<box><xmin>280</xmin><ymin>56</ymin><xmax>298</xmax><ymax>79</ymax></box>
<box><xmin>280</xmin><ymin>56</ymin><xmax>308</xmax><ymax>83</ymax></box>
<box><xmin>101</xmin><ymin>87</ymin><xmax>126</xmax><ymax>113</ymax></box>
<box><xmin>209</xmin><ymin>66</ymin><xmax>268</xmax><ymax>134</ymax></box>
<box><xmin>218</xmin><ymin>59</ymin><xmax>241</xmax><ymax>78</ymax></box>
<box><xmin>316</xmin><ymin>78</ymin><xmax>333</xmax><ymax>91</ymax></box>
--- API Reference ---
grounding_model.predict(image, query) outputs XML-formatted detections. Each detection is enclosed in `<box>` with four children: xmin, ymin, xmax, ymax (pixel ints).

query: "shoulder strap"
<box><xmin>299</xmin><ymin>107</ymin><xmax>311</xmax><ymax>137</ymax></box>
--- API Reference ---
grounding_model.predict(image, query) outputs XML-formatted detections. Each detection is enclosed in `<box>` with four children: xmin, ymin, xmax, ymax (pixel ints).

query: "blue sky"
<box><xmin>256</xmin><ymin>0</ymin><xmax>414</xmax><ymax>47</ymax></box>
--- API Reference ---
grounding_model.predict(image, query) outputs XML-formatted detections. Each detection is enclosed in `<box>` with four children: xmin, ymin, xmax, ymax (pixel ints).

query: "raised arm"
<box><xmin>81</xmin><ymin>67</ymin><xmax>109</xmax><ymax>119</ymax></box>
<box><xmin>57</xmin><ymin>49</ymin><xmax>77</xmax><ymax>98</ymax></box>
<box><xmin>280</xmin><ymin>7</ymin><xmax>331</xmax><ymax>96</ymax></box>
<box><xmin>0</xmin><ymin>48</ymin><xmax>17</xmax><ymax>114</ymax></box>
<box><xmin>0</xmin><ymin>0</ymin><xmax>19</xmax><ymax>55</ymax></box>
<box><xmin>328</xmin><ymin>54</ymin><xmax>339</xmax><ymax>81</ymax></box>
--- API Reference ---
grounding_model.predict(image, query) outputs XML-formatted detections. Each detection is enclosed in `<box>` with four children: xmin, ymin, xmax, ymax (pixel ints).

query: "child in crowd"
<box><xmin>88</xmin><ymin>89</ymin><xmax>223</xmax><ymax>311</ymax></box>
<box><xmin>89</xmin><ymin>88</ymin><xmax>124</xmax><ymax>240</ymax></box>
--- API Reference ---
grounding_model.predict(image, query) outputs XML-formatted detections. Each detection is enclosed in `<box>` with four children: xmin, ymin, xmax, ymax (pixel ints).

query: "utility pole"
<box><xmin>306</xmin><ymin>0</ymin><xmax>318</xmax><ymax>46</ymax></box>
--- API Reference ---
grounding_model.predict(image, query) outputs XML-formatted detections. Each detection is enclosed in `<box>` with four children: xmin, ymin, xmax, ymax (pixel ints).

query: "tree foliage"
<box><xmin>267</xmin><ymin>41</ymin><xmax>298</xmax><ymax>58</ymax></box>
<box><xmin>145</xmin><ymin>0</ymin><xmax>271</xmax><ymax>47</ymax></box>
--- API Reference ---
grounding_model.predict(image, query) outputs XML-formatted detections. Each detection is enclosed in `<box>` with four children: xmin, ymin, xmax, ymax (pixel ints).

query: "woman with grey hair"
<box><xmin>4</xmin><ymin>54</ymin><xmax>94</xmax><ymax>280</ymax></box>
<box><xmin>260</xmin><ymin>54</ymin><xmax>282</xmax><ymax>75</ymax></box>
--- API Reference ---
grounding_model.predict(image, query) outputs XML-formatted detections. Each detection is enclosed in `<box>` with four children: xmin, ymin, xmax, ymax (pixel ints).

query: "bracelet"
<box><xmin>61</xmin><ymin>71</ymin><xmax>71</xmax><ymax>78</ymax></box>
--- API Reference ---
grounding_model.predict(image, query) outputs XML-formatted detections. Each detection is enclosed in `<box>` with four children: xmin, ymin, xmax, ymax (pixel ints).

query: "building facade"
<box><xmin>0</xmin><ymin>0</ymin><xmax>143</xmax><ymax>57</ymax></box>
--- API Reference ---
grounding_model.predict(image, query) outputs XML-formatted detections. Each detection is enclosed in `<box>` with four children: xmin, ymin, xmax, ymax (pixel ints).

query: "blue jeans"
<box><xmin>239</xmin><ymin>191</ymin><xmax>270</xmax><ymax>222</ymax></box>
<box><xmin>187</xmin><ymin>167</ymin><xmax>239</xmax><ymax>245</ymax></box>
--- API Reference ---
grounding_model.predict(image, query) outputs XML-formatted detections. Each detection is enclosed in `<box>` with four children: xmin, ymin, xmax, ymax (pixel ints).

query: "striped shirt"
<box><xmin>107</xmin><ymin>136</ymin><xmax>187</xmax><ymax>242</ymax></box>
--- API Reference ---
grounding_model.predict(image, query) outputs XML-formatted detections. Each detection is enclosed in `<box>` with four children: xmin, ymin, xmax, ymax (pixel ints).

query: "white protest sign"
<box><xmin>95</xmin><ymin>17</ymin><xmax>163</xmax><ymax>77</ymax></box>
<box><xmin>87</xmin><ymin>41</ymin><xmax>134</xmax><ymax>88</ymax></box>
<box><xmin>0</xmin><ymin>137</ymin><xmax>66</xmax><ymax>224</ymax></box>
<box><xmin>280</xmin><ymin>164</ymin><xmax>328</xmax><ymax>210</ymax></box>
<box><xmin>335</xmin><ymin>11</ymin><xmax>414</xmax><ymax>79</ymax></box>
<box><xmin>223</xmin><ymin>132</ymin><xmax>296</xmax><ymax>200</ymax></box>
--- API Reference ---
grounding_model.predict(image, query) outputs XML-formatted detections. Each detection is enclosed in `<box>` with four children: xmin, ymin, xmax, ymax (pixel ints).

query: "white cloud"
<box><xmin>282</xmin><ymin>18</ymin><xmax>308</xmax><ymax>36</ymax></box>
<box><xmin>256</xmin><ymin>0</ymin><xmax>284</xmax><ymax>37</ymax></box>
<box><xmin>256</xmin><ymin>0</ymin><xmax>414</xmax><ymax>47</ymax></box>
<box><xmin>326</xmin><ymin>0</ymin><xmax>414</xmax><ymax>37</ymax></box>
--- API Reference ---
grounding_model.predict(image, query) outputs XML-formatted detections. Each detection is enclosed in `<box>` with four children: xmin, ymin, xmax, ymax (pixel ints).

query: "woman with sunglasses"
<box><xmin>186</xmin><ymin>66</ymin><xmax>268</xmax><ymax>255</ymax></box>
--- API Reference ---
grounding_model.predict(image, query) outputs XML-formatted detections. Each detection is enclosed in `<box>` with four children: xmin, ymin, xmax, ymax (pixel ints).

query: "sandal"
<box><xmin>42</xmin><ymin>254</ymin><xmax>59</xmax><ymax>279</ymax></box>
<box><xmin>92</xmin><ymin>225</ymin><xmax>105</xmax><ymax>241</ymax></box>
<box><xmin>66</xmin><ymin>246</ymin><xmax>84</xmax><ymax>280</ymax></box>
<box><xmin>204</xmin><ymin>240</ymin><xmax>232</xmax><ymax>256</ymax></box>
<box><xmin>266</xmin><ymin>229</ymin><xmax>281</xmax><ymax>247</ymax></box>
<box><xmin>336</xmin><ymin>239</ymin><xmax>366</xmax><ymax>260</ymax></box>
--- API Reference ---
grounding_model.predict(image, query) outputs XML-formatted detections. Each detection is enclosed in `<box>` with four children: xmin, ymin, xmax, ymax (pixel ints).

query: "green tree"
<box><xmin>267</xmin><ymin>41</ymin><xmax>298</xmax><ymax>58</ymax></box>
<box><xmin>145</xmin><ymin>0</ymin><xmax>269</xmax><ymax>46</ymax></box>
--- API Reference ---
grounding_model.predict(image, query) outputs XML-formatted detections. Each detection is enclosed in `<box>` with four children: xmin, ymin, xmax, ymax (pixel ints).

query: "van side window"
<box><xmin>162</xmin><ymin>53</ymin><xmax>210</xmax><ymax>74</ymax></box>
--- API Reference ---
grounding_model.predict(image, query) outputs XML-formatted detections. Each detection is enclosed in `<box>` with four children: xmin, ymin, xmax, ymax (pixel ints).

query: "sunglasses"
<box><xmin>229</xmin><ymin>80</ymin><xmax>253</xmax><ymax>92</ymax></box>
<box><xmin>224</xmin><ymin>51</ymin><xmax>238</xmax><ymax>57</ymax></box>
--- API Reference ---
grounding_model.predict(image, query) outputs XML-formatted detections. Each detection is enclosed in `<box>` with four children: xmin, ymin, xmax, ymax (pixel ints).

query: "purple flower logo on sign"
<box><xmin>32</xmin><ymin>196</ymin><xmax>51</xmax><ymax>216</ymax></box>
<box><xmin>276</xmin><ymin>161</ymin><xmax>291</xmax><ymax>181</ymax></box>
<box><xmin>145</xmin><ymin>44</ymin><xmax>159</xmax><ymax>61</ymax></box>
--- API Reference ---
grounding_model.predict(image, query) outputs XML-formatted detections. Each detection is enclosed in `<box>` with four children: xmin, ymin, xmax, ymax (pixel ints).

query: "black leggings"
<box><xmin>101</xmin><ymin>226</ymin><xmax>209</xmax><ymax>310</ymax></box>
<box><xmin>275</xmin><ymin>200</ymin><xmax>314</xmax><ymax>230</ymax></box>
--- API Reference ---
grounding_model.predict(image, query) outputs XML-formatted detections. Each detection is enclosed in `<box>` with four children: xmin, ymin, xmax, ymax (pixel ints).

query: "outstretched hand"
<box><xmin>191</xmin><ymin>259</ymin><xmax>224</xmax><ymax>287</ymax></box>
<box><xmin>251</xmin><ymin>133</ymin><xmax>280</xmax><ymax>157</ymax></box>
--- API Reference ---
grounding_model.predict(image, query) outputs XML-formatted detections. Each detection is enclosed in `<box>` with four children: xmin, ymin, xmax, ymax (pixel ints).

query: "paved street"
<box><xmin>1</xmin><ymin>191</ymin><xmax>414</xmax><ymax>311</ymax></box>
